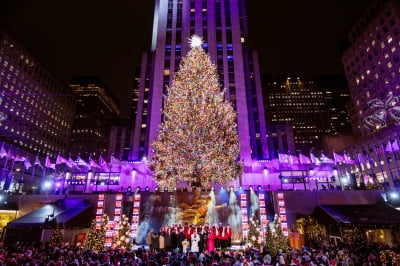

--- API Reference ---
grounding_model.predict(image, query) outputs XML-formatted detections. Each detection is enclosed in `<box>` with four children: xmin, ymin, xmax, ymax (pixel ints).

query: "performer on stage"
<box><xmin>207</xmin><ymin>226</ymin><xmax>215</xmax><ymax>253</ymax></box>
<box><xmin>190</xmin><ymin>230</ymin><xmax>201</xmax><ymax>253</ymax></box>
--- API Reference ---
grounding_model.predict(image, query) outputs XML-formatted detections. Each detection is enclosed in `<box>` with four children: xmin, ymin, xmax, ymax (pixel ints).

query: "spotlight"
<box><xmin>164</xmin><ymin>186</ymin><xmax>169</xmax><ymax>192</ymax></box>
<box><xmin>220</xmin><ymin>187</ymin><xmax>224</xmax><ymax>190</ymax></box>
<box><xmin>211</xmin><ymin>187</ymin><xmax>215</xmax><ymax>191</ymax></box>
<box><xmin>389</xmin><ymin>191</ymin><xmax>399</xmax><ymax>200</ymax></box>
<box><xmin>145</xmin><ymin>186</ymin><xmax>150</xmax><ymax>192</ymax></box>
<box><xmin>230</xmin><ymin>186</ymin><xmax>233</xmax><ymax>191</ymax></box>
<box><xmin>127</xmin><ymin>186</ymin><xmax>132</xmax><ymax>193</ymax></box>
<box><xmin>239</xmin><ymin>186</ymin><xmax>243</xmax><ymax>190</ymax></box>
<box><xmin>136</xmin><ymin>186</ymin><xmax>141</xmax><ymax>192</ymax></box>
<box><xmin>249</xmin><ymin>186</ymin><xmax>253</xmax><ymax>190</ymax></box>
<box><xmin>155</xmin><ymin>187</ymin><xmax>159</xmax><ymax>191</ymax></box>
<box><xmin>258</xmin><ymin>185</ymin><xmax>262</xmax><ymax>191</ymax></box>
<box><xmin>174</xmin><ymin>187</ymin><xmax>177</xmax><ymax>191</ymax></box>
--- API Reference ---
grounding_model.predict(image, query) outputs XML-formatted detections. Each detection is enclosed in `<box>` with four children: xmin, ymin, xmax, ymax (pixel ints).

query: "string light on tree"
<box><xmin>149</xmin><ymin>35</ymin><xmax>243</xmax><ymax>188</ymax></box>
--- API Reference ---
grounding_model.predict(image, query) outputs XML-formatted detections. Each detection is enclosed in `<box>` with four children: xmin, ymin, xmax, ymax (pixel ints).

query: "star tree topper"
<box><xmin>189</xmin><ymin>35</ymin><xmax>203</xmax><ymax>48</ymax></box>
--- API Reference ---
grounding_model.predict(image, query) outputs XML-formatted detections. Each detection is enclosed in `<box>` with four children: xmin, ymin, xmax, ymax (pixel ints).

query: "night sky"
<box><xmin>0</xmin><ymin>0</ymin><xmax>372</xmax><ymax>118</ymax></box>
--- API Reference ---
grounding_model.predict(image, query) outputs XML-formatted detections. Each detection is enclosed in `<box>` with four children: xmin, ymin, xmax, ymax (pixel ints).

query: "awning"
<box><xmin>7</xmin><ymin>197</ymin><xmax>93</xmax><ymax>228</ymax></box>
<box><xmin>313</xmin><ymin>202</ymin><xmax>400</xmax><ymax>226</ymax></box>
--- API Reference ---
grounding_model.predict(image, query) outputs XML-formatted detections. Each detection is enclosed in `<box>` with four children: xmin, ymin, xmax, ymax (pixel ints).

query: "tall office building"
<box><xmin>340</xmin><ymin>0</ymin><xmax>400</xmax><ymax>187</ymax></box>
<box><xmin>0</xmin><ymin>30</ymin><xmax>76</xmax><ymax>157</ymax></box>
<box><xmin>69</xmin><ymin>77</ymin><xmax>120</xmax><ymax>160</ymax></box>
<box><xmin>341</xmin><ymin>0</ymin><xmax>400</xmax><ymax>138</ymax></box>
<box><xmin>264</xmin><ymin>76</ymin><xmax>331</xmax><ymax>153</ymax></box>
<box><xmin>131</xmin><ymin>0</ymin><xmax>269</xmax><ymax>172</ymax></box>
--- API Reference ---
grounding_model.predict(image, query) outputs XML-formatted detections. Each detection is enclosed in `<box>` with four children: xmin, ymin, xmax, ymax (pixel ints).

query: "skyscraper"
<box><xmin>341</xmin><ymin>0</ymin><xmax>400</xmax><ymax>138</ymax></box>
<box><xmin>69</xmin><ymin>77</ymin><xmax>120</xmax><ymax>159</ymax></box>
<box><xmin>0</xmin><ymin>30</ymin><xmax>76</xmax><ymax>157</ymax></box>
<box><xmin>131</xmin><ymin>0</ymin><xmax>269</xmax><ymax>173</ymax></box>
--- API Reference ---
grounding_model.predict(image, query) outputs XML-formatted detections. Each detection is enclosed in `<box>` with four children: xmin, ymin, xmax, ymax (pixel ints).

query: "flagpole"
<box><xmin>365</xmin><ymin>150</ymin><xmax>378</xmax><ymax>188</ymax></box>
<box><xmin>382</xmin><ymin>142</ymin><xmax>395</xmax><ymax>188</ymax></box>
<box><xmin>374</xmin><ymin>144</ymin><xmax>391</xmax><ymax>189</ymax></box>
<box><xmin>1</xmin><ymin>151</ymin><xmax>9</xmax><ymax>182</ymax></box>
<box><xmin>389</xmin><ymin>138</ymin><xmax>400</xmax><ymax>182</ymax></box>
<box><xmin>354</xmin><ymin>151</ymin><xmax>365</xmax><ymax>188</ymax></box>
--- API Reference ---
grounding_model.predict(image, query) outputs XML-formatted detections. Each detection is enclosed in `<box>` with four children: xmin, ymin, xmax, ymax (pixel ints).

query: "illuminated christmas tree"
<box><xmin>49</xmin><ymin>227</ymin><xmax>63</xmax><ymax>247</ymax></box>
<box><xmin>273</xmin><ymin>214</ymin><xmax>288</xmax><ymax>254</ymax></box>
<box><xmin>113</xmin><ymin>214</ymin><xmax>131</xmax><ymax>250</ymax></box>
<box><xmin>150</xmin><ymin>35</ymin><xmax>243</xmax><ymax>188</ymax></box>
<box><xmin>83</xmin><ymin>220</ymin><xmax>97</xmax><ymax>250</ymax></box>
<box><xmin>94</xmin><ymin>214</ymin><xmax>109</xmax><ymax>252</ymax></box>
<box><xmin>247</xmin><ymin>213</ymin><xmax>263</xmax><ymax>248</ymax></box>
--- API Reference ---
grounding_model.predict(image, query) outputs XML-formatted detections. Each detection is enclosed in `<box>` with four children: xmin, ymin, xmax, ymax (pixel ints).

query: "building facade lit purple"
<box><xmin>340</xmin><ymin>0</ymin><xmax>400</xmax><ymax>188</ymax></box>
<box><xmin>341</xmin><ymin>0</ymin><xmax>400</xmax><ymax>138</ymax></box>
<box><xmin>0</xmin><ymin>30</ymin><xmax>76</xmax><ymax>157</ymax></box>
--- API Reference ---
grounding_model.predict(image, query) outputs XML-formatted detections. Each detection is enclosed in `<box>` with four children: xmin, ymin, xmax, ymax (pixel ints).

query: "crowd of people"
<box><xmin>0</xmin><ymin>237</ymin><xmax>399</xmax><ymax>265</ymax></box>
<box><xmin>145</xmin><ymin>223</ymin><xmax>233</xmax><ymax>254</ymax></box>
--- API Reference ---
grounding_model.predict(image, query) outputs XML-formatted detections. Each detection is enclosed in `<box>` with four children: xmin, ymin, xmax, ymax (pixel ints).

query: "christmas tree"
<box><xmin>113</xmin><ymin>214</ymin><xmax>131</xmax><ymax>250</ymax></box>
<box><xmin>273</xmin><ymin>214</ymin><xmax>288</xmax><ymax>254</ymax></box>
<box><xmin>49</xmin><ymin>227</ymin><xmax>63</xmax><ymax>247</ymax></box>
<box><xmin>83</xmin><ymin>220</ymin><xmax>97</xmax><ymax>250</ymax></box>
<box><xmin>149</xmin><ymin>35</ymin><xmax>243</xmax><ymax>188</ymax></box>
<box><xmin>266</xmin><ymin>222</ymin><xmax>278</xmax><ymax>256</ymax></box>
<box><xmin>94</xmin><ymin>214</ymin><xmax>109</xmax><ymax>252</ymax></box>
<box><xmin>247</xmin><ymin>213</ymin><xmax>263</xmax><ymax>248</ymax></box>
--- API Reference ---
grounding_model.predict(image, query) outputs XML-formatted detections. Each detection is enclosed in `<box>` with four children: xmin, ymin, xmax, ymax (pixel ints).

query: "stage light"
<box><xmin>127</xmin><ymin>186</ymin><xmax>132</xmax><ymax>193</ymax></box>
<box><xmin>230</xmin><ymin>186</ymin><xmax>233</xmax><ymax>191</ymax></box>
<box><xmin>145</xmin><ymin>186</ymin><xmax>150</xmax><ymax>192</ymax></box>
<box><xmin>263</xmin><ymin>168</ymin><xmax>268</xmax><ymax>176</ymax></box>
<box><xmin>136</xmin><ymin>186</ymin><xmax>141</xmax><ymax>192</ymax></box>
<box><xmin>239</xmin><ymin>186</ymin><xmax>243</xmax><ymax>190</ymax></box>
<box><xmin>164</xmin><ymin>186</ymin><xmax>168</xmax><ymax>192</ymax></box>
<box><xmin>43</xmin><ymin>180</ymin><xmax>52</xmax><ymax>189</ymax></box>
<box><xmin>389</xmin><ymin>191</ymin><xmax>399</xmax><ymax>200</ymax></box>
<box><xmin>174</xmin><ymin>187</ymin><xmax>177</xmax><ymax>191</ymax></box>
<box><xmin>249</xmin><ymin>186</ymin><xmax>253</xmax><ymax>190</ymax></box>
<box><xmin>211</xmin><ymin>187</ymin><xmax>215</xmax><ymax>191</ymax></box>
<box><xmin>333</xmin><ymin>167</ymin><xmax>338</xmax><ymax>176</ymax></box>
<box><xmin>258</xmin><ymin>185</ymin><xmax>262</xmax><ymax>191</ymax></box>
<box><xmin>155</xmin><ymin>187</ymin><xmax>159</xmax><ymax>191</ymax></box>
<box><xmin>220</xmin><ymin>187</ymin><xmax>224</xmax><ymax>190</ymax></box>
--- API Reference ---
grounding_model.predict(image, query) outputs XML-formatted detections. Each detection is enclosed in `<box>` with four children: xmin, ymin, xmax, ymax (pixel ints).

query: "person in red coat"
<box><xmin>207</xmin><ymin>226</ymin><xmax>215</xmax><ymax>252</ymax></box>
<box><xmin>220</xmin><ymin>226</ymin><xmax>228</xmax><ymax>250</ymax></box>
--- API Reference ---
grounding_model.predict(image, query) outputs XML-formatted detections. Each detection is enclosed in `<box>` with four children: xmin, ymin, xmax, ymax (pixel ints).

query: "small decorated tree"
<box><xmin>273</xmin><ymin>214</ymin><xmax>288</xmax><ymax>253</ymax></box>
<box><xmin>247</xmin><ymin>213</ymin><xmax>263</xmax><ymax>248</ymax></box>
<box><xmin>83</xmin><ymin>220</ymin><xmax>97</xmax><ymax>250</ymax></box>
<box><xmin>113</xmin><ymin>214</ymin><xmax>131</xmax><ymax>250</ymax></box>
<box><xmin>50</xmin><ymin>227</ymin><xmax>63</xmax><ymax>247</ymax></box>
<box><xmin>266</xmin><ymin>222</ymin><xmax>278</xmax><ymax>256</ymax></box>
<box><xmin>93</xmin><ymin>214</ymin><xmax>109</xmax><ymax>252</ymax></box>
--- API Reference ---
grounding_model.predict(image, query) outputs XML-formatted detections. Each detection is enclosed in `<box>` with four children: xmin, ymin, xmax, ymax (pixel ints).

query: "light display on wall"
<box><xmin>277</xmin><ymin>193</ymin><xmax>289</xmax><ymax>237</ymax></box>
<box><xmin>258</xmin><ymin>192</ymin><xmax>268</xmax><ymax>234</ymax></box>
<box><xmin>363</xmin><ymin>92</ymin><xmax>400</xmax><ymax>129</ymax></box>
<box><xmin>95</xmin><ymin>194</ymin><xmax>105</xmax><ymax>230</ymax></box>
<box><xmin>240</xmin><ymin>193</ymin><xmax>248</xmax><ymax>239</ymax></box>
<box><xmin>130</xmin><ymin>193</ymin><xmax>141</xmax><ymax>239</ymax></box>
